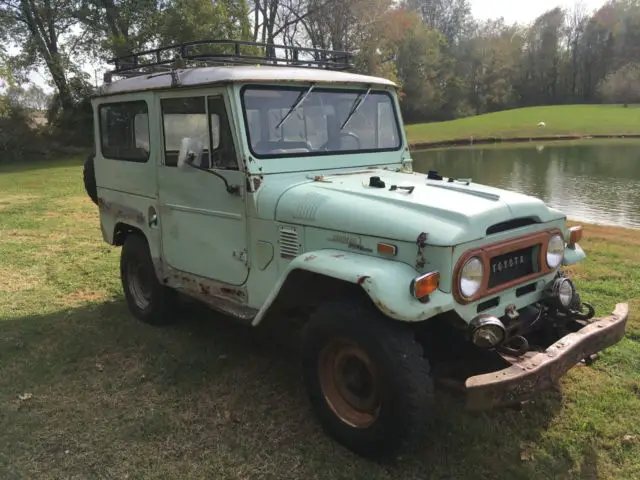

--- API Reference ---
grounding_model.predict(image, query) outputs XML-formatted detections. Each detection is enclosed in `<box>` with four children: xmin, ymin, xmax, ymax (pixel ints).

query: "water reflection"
<box><xmin>411</xmin><ymin>140</ymin><xmax>640</xmax><ymax>229</ymax></box>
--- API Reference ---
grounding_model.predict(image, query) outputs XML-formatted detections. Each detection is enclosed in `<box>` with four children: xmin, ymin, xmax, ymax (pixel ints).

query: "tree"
<box><xmin>159</xmin><ymin>0</ymin><xmax>252</xmax><ymax>47</ymax></box>
<box><xmin>598</xmin><ymin>61</ymin><xmax>640</xmax><ymax>104</ymax></box>
<box><xmin>404</xmin><ymin>0</ymin><xmax>472</xmax><ymax>44</ymax></box>
<box><xmin>564</xmin><ymin>1</ymin><xmax>589</xmax><ymax>100</ymax></box>
<box><xmin>518</xmin><ymin>7</ymin><xmax>565</xmax><ymax>105</ymax></box>
<box><xmin>75</xmin><ymin>0</ymin><xmax>165</xmax><ymax>57</ymax></box>
<box><xmin>22</xmin><ymin>84</ymin><xmax>51</xmax><ymax>110</ymax></box>
<box><xmin>0</xmin><ymin>0</ymin><xmax>80</xmax><ymax>111</ymax></box>
<box><xmin>394</xmin><ymin>14</ymin><xmax>447</xmax><ymax>122</ymax></box>
<box><xmin>579</xmin><ymin>2</ymin><xmax>618</xmax><ymax>100</ymax></box>
<box><xmin>465</xmin><ymin>19</ymin><xmax>524</xmax><ymax>114</ymax></box>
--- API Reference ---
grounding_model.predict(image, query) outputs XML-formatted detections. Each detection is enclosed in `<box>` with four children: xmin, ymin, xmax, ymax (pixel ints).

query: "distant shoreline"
<box><xmin>409</xmin><ymin>133</ymin><xmax>640</xmax><ymax>150</ymax></box>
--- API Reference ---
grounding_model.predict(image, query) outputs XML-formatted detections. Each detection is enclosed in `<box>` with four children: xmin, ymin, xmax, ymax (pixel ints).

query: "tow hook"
<box><xmin>572</xmin><ymin>302</ymin><xmax>596</xmax><ymax>321</ymax></box>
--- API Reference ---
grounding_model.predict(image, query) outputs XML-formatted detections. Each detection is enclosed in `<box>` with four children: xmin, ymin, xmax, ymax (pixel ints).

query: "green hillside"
<box><xmin>406</xmin><ymin>105</ymin><xmax>640</xmax><ymax>146</ymax></box>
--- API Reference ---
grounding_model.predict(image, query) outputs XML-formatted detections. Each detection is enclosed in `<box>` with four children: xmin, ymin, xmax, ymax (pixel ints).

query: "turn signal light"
<box><xmin>377</xmin><ymin>242</ymin><xmax>397</xmax><ymax>256</ymax></box>
<box><xmin>410</xmin><ymin>272</ymin><xmax>440</xmax><ymax>300</ymax></box>
<box><xmin>568</xmin><ymin>226</ymin><xmax>583</xmax><ymax>246</ymax></box>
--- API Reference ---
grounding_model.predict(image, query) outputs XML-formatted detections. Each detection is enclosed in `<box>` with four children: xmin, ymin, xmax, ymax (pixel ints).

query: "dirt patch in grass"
<box><xmin>1</xmin><ymin>229</ymin><xmax>42</xmax><ymax>242</ymax></box>
<box><xmin>0</xmin><ymin>267</ymin><xmax>43</xmax><ymax>293</ymax></box>
<box><xmin>0</xmin><ymin>194</ymin><xmax>39</xmax><ymax>211</ymax></box>
<box><xmin>59</xmin><ymin>289</ymin><xmax>111</xmax><ymax>307</ymax></box>
<box><xmin>44</xmin><ymin>208</ymin><xmax>95</xmax><ymax>223</ymax></box>
<box><xmin>580</xmin><ymin>223</ymin><xmax>640</xmax><ymax>246</ymax></box>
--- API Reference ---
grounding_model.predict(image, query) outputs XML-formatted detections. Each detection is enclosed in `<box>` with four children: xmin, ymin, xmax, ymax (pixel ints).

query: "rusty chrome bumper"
<box><xmin>465</xmin><ymin>303</ymin><xmax>629</xmax><ymax>410</ymax></box>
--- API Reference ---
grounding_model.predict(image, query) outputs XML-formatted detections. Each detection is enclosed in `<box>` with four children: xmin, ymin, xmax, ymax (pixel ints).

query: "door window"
<box><xmin>161</xmin><ymin>95</ymin><xmax>238</xmax><ymax>170</ymax></box>
<box><xmin>161</xmin><ymin>97</ymin><xmax>208</xmax><ymax>167</ymax></box>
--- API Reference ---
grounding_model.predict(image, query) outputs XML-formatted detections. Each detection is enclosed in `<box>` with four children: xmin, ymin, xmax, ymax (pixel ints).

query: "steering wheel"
<box><xmin>340</xmin><ymin>131</ymin><xmax>361</xmax><ymax>150</ymax></box>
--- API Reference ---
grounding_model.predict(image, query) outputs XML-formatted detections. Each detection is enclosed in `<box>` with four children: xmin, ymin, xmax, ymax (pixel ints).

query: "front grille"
<box><xmin>488</xmin><ymin>245</ymin><xmax>538</xmax><ymax>289</ymax></box>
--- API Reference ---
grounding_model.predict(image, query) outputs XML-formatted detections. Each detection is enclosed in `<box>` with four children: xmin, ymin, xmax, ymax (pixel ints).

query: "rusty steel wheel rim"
<box><xmin>318</xmin><ymin>337</ymin><xmax>381</xmax><ymax>428</ymax></box>
<box><xmin>127</xmin><ymin>260</ymin><xmax>152</xmax><ymax>310</ymax></box>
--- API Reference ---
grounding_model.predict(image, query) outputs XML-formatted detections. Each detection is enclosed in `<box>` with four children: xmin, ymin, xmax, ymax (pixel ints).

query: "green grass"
<box><xmin>406</xmin><ymin>105</ymin><xmax>640</xmax><ymax>145</ymax></box>
<box><xmin>1</xmin><ymin>158</ymin><xmax>639</xmax><ymax>479</ymax></box>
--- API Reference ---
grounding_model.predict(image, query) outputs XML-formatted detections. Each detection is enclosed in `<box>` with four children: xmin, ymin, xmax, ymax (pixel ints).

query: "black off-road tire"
<box><xmin>301</xmin><ymin>299</ymin><xmax>435</xmax><ymax>459</ymax></box>
<box><xmin>120</xmin><ymin>234</ymin><xmax>179</xmax><ymax>326</ymax></box>
<box><xmin>83</xmin><ymin>153</ymin><xmax>98</xmax><ymax>205</ymax></box>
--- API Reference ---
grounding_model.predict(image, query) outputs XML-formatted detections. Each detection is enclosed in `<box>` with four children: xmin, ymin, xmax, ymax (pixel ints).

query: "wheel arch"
<box><xmin>112</xmin><ymin>222</ymin><xmax>145</xmax><ymax>247</ymax></box>
<box><xmin>251</xmin><ymin>249</ymin><xmax>455</xmax><ymax>326</ymax></box>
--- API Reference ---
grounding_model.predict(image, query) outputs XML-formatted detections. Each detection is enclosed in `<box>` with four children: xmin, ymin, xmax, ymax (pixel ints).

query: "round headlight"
<box><xmin>552</xmin><ymin>277</ymin><xmax>576</xmax><ymax>308</ymax></box>
<box><xmin>460</xmin><ymin>256</ymin><xmax>484</xmax><ymax>298</ymax></box>
<box><xmin>470</xmin><ymin>315</ymin><xmax>506</xmax><ymax>349</ymax></box>
<box><xmin>546</xmin><ymin>234</ymin><xmax>564</xmax><ymax>269</ymax></box>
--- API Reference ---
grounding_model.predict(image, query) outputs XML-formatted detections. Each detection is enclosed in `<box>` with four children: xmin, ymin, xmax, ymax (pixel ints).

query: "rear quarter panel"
<box><xmin>93</xmin><ymin>92</ymin><xmax>161</xmax><ymax>260</ymax></box>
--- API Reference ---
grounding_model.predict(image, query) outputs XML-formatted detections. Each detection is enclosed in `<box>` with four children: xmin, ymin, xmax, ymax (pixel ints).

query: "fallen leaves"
<box><xmin>519</xmin><ymin>442</ymin><xmax>536</xmax><ymax>462</ymax></box>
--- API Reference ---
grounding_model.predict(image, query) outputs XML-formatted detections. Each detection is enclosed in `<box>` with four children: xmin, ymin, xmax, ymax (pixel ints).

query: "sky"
<box><xmin>471</xmin><ymin>0</ymin><xmax>608</xmax><ymax>25</ymax></box>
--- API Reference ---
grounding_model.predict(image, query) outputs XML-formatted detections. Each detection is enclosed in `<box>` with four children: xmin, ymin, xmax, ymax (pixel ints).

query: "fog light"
<box><xmin>469</xmin><ymin>315</ymin><xmax>506</xmax><ymax>349</ymax></box>
<box><xmin>552</xmin><ymin>277</ymin><xmax>576</xmax><ymax>308</ymax></box>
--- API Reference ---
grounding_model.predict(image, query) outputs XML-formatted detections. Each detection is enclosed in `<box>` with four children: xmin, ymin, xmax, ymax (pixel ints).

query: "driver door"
<box><xmin>157</xmin><ymin>92</ymin><xmax>249</xmax><ymax>286</ymax></box>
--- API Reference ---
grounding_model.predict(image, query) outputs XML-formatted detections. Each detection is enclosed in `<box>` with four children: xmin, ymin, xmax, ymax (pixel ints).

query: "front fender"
<box><xmin>251</xmin><ymin>249</ymin><xmax>454</xmax><ymax>326</ymax></box>
<box><xmin>563</xmin><ymin>243</ymin><xmax>586</xmax><ymax>266</ymax></box>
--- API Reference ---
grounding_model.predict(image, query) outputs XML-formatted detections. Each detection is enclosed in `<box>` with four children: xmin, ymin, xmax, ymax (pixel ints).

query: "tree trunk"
<box><xmin>20</xmin><ymin>0</ymin><xmax>73</xmax><ymax>111</ymax></box>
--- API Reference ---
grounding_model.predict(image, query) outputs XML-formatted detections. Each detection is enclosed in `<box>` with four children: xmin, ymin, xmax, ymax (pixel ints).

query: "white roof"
<box><xmin>97</xmin><ymin>65</ymin><xmax>396</xmax><ymax>96</ymax></box>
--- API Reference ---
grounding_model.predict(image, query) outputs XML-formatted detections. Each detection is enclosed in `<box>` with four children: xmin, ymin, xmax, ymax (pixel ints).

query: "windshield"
<box><xmin>241</xmin><ymin>86</ymin><xmax>402</xmax><ymax>158</ymax></box>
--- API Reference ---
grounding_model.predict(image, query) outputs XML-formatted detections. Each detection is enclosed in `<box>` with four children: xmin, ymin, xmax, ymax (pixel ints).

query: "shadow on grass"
<box><xmin>0</xmin><ymin>299</ymin><xmax>587</xmax><ymax>480</ymax></box>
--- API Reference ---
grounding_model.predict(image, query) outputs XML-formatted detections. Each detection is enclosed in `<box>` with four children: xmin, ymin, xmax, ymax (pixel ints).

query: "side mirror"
<box><xmin>177</xmin><ymin>137</ymin><xmax>204</xmax><ymax>169</ymax></box>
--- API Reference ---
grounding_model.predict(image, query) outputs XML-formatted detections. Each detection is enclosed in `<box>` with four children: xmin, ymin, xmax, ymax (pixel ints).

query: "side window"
<box><xmin>99</xmin><ymin>101</ymin><xmax>150</xmax><ymax>162</ymax></box>
<box><xmin>207</xmin><ymin>96</ymin><xmax>238</xmax><ymax>170</ymax></box>
<box><xmin>161</xmin><ymin>97</ymin><xmax>209</xmax><ymax>167</ymax></box>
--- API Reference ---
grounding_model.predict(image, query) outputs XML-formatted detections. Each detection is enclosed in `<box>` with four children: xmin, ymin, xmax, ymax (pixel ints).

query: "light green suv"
<box><xmin>84</xmin><ymin>39</ymin><xmax>629</xmax><ymax>459</ymax></box>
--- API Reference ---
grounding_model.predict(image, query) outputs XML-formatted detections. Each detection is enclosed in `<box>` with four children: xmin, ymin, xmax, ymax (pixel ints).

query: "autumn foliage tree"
<box><xmin>3</xmin><ymin>0</ymin><xmax>640</xmax><ymax>149</ymax></box>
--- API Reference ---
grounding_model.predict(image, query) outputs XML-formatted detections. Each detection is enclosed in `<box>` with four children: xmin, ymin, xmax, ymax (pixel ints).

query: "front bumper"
<box><xmin>465</xmin><ymin>303</ymin><xmax>629</xmax><ymax>410</ymax></box>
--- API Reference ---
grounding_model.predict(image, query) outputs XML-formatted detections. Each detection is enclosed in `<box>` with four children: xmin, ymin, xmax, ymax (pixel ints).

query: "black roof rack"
<box><xmin>104</xmin><ymin>39</ymin><xmax>354</xmax><ymax>83</ymax></box>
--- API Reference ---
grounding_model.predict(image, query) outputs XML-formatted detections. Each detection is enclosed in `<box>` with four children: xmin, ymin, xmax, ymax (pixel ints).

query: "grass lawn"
<box><xmin>406</xmin><ymin>105</ymin><xmax>640</xmax><ymax>145</ymax></box>
<box><xmin>0</xmin><ymin>158</ymin><xmax>639</xmax><ymax>479</ymax></box>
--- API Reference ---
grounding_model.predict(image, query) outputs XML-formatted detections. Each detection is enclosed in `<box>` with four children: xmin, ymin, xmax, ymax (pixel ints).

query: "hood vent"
<box><xmin>279</xmin><ymin>225</ymin><xmax>301</xmax><ymax>259</ymax></box>
<box><xmin>487</xmin><ymin>217</ymin><xmax>539</xmax><ymax>235</ymax></box>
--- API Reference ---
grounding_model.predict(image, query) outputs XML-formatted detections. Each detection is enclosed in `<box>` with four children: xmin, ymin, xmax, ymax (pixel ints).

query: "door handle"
<box><xmin>148</xmin><ymin>206</ymin><xmax>158</xmax><ymax>228</ymax></box>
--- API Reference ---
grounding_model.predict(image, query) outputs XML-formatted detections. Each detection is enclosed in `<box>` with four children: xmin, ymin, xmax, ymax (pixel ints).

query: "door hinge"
<box><xmin>233</xmin><ymin>249</ymin><xmax>248</xmax><ymax>264</ymax></box>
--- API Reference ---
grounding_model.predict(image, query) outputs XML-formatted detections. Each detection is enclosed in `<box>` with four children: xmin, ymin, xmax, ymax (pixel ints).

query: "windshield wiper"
<box><xmin>340</xmin><ymin>86</ymin><xmax>372</xmax><ymax>130</ymax></box>
<box><xmin>276</xmin><ymin>84</ymin><xmax>315</xmax><ymax>130</ymax></box>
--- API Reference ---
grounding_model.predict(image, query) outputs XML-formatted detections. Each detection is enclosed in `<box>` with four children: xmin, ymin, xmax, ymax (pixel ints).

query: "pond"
<box><xmin>411</xmin><ymin>139</ymin><xmax>640</xmax><ymax>230</ymax></box>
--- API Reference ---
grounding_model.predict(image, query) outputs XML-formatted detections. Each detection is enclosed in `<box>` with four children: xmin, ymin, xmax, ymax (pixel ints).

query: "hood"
<box><xmin>256</xmin><ymin>169</ymin><xmax>565</xmax><ymax>246</ymax></box>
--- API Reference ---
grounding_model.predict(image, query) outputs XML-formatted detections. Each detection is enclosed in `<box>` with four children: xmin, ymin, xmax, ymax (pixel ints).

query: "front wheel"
<box><xmin>301</xmin><ymin>300</ymin><xmax>434</xmax><ymax>458</ymax></box>
<box><xmin>120</xmin><ymin>234</ymin><xmax>179</xmax><ymax>326</ymax></box>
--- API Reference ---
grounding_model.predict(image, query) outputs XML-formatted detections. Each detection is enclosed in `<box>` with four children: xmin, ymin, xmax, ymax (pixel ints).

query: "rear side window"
<box><xmin>99</xmin><ymin>101</ymin><xmax>150</xmax><ymax>162</ymax></box>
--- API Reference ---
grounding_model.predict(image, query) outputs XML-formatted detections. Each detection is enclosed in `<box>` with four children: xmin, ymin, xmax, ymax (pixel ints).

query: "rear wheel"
<box><xmin>120</xmin><ymin>234</ymin><xmax>179</xmax><ymax>326</ymax></box>
<box><xmin>301</xmin><ymin>299</ymin><xmax>434</xmax><ymax>458</ymax></box>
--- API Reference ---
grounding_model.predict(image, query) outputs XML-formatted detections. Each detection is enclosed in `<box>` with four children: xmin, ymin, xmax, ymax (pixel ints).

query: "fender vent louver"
<box><xmin>279</xmin><ymin>225</ymin><xmax>300</xmax><ymax>259</ymax></box>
